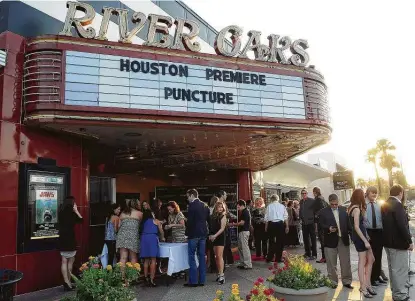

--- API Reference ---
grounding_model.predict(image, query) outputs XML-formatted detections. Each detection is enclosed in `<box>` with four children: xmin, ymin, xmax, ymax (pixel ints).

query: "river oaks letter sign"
<box><xmin>59</xmin><ymin>1</ymin><xmax>310</xmax><ymax>67</ymax></box>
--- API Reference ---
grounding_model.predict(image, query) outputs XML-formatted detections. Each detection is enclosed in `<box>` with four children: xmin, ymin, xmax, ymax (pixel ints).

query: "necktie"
<box><xmin>371</xmin><ymin>202</ymin><xmax>377</xmax><ymax>229</ymax></box>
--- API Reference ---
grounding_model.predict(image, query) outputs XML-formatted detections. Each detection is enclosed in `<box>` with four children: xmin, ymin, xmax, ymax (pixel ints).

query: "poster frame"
<box><xmin>17</xmin><ymin>162</ymin><xmax>71</xmax><ymax>254</ymax></box>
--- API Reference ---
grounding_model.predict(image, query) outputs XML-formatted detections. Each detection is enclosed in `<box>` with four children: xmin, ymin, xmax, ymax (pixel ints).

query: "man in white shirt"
<box><xmin>265</xmin><ymin>194</ymin><xmax>289</xmax><ymax>263</ymax></box>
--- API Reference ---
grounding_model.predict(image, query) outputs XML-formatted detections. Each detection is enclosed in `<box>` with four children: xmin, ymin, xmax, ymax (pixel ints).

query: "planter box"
<box><xmin>266</xmin><ymin>281</ymin><xmax>329</xmax><ymax>301</ymax></box>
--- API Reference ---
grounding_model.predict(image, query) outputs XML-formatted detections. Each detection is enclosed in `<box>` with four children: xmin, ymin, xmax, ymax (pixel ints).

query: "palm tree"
<box><xmin>356</xmin><ymin>178</ymin><xmax>368</xmax><ymax>188</ymax></box>
<box><xmin>376</xmin><ymin>139</ymin><xmax>399</xmax><ymax>187</ymax></box>
<box><xmin>380</xmin><ymin>153</ymin><xmax>400</xmax><ymax>187</ymax></box>
<box><xmin>366</xmin><ymin>148</ymin><xmax>382</xmax><ymax>195</ymax></box>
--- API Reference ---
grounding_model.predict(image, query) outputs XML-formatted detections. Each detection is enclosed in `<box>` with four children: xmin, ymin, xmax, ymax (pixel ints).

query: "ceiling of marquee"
<box><xmin>42</xmin><ymin>123</ymin><xmax>330</xmax><ymax>173</ymax></box>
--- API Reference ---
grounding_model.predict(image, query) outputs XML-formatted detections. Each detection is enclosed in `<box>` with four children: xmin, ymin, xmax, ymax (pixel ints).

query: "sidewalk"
<box><xmin>14</xmin><ymin>247</ymin><xmax>415</xmax><ymax>301</ymax></box>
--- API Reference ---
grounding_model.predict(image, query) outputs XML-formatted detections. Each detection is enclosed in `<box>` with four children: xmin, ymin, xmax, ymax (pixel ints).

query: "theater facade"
<box><xmin>0</xmin><ymin>0</ymin><xmax>330</xmax><ymax>294</ymax></box>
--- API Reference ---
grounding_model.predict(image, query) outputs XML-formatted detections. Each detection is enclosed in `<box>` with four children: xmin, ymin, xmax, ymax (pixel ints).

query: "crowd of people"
<box><xmin>57</xmin><ymin>184</ymin><xmax>414</xmax><ymax>301</ymax></box>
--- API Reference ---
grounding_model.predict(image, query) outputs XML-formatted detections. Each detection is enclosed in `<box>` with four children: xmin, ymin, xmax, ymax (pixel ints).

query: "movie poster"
<box><xmin>32</xmin><ymin>189</ymin><xmax>59</xmax><ymax>239</ymax></box>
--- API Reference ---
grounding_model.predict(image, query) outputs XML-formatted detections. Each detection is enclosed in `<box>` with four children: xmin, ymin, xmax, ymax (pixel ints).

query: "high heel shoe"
<box><xmin>367</xmin><ymin>287</ymin><xmax>377</xmax><ymax>296</ymax></box>
<box><xmin>63</xmin><ymin>282</ymin><xmax>74</xmax><ymax>291</ymax></box>
<box><xmin>359</xmin><ymin>288</ymin><xmax>373</xmax><ymax>298</ymax></box>
<box><xmin>149</xmin><ymin>279</ymin><xmax>157</xmax><ymax>287</ymax></box>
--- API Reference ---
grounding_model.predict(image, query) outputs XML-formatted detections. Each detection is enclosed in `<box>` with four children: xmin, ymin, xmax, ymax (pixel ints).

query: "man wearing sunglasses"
<box><xmin>299</xmin><ymin>189</ymin><xmax>318</xmax><ymax>260</ymax></box>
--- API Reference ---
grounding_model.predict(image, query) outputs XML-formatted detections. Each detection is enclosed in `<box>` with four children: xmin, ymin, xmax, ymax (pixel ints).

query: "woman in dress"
<box><xmin>209</xmin><ymin>201</ymin><xmax>228</xmax><ymax>284</ymax></box>
<box><xmin>165</xmin><ymin>201</ymin><xmax>186</xmax><ymax>243</ymax></box>
<box><xmin>252</xmin><ymin>197</ymin><xmax>267</xmax><ymax>258</ymax></box>
<box><xmin>285</xmin><ymin>200</ymin><xmax>300</xmax><ymax>247</ymax></box>
<box><xmin>207</xmin><ymin>196</ymin><xmax>219</xmax><ymax>272</ymax></box>
<box><xmin>116</xmin><ymin>199</ymin><xmax>142</xmax><ymax>265</ymax></box>
<box><xmin>140</xmin><ymin>209</ymin><xmax>165</xmax><ymax>287</ymax></box>
<box><xmin>58</xmin><ymin>196</ymin><xmax>83</xmax><ymax>291</ymax></box>
<box><xmin>105</xmin><ymin>204</ymin><xmax>121</xmax><ymax>266</ymax></box>
<box><xmin>293</xmin><ymin>200</ymin><xmax>303</xmax><ymax>245</ymax></box>
<box><xmin>348</xmin><ymin>188</ymin><xmax>376</xmax><ymax>298</ymax></box>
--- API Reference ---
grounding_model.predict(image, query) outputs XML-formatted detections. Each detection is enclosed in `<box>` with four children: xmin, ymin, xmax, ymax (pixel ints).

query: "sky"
<box><xmin>185</xmin><ymin>0</ymin><xmax>415</xmax><ymax>185</ymax></box>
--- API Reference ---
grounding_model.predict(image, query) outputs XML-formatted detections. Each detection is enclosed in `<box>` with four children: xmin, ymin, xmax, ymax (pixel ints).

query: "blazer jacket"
<box><xmin>381</xmin><ymin>197</ymin><xmax>412</xmax><ymax>250</ymax></box>
<box><xmin>318</xmin><ymin>206</ymin><xmax>351</xmax><ymax>248</ymax></box>
<box><xmin>185</xmin><ymin>198</ymin><xmax>210</xmax><ymax>239</ymax></box>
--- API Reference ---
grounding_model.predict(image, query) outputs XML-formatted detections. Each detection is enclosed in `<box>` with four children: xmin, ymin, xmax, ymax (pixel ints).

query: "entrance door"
<box><xmin>89</xmin><ymin>177</ymin><xmax>116</xmax><ymax>256</ymax></box>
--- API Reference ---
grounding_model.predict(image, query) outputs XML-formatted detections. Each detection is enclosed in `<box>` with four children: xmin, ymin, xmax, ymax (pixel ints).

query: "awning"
<box><xmin>262</xmin><ymin>158</ymin><xmax>332</xmax><ymax>189</ymax></box>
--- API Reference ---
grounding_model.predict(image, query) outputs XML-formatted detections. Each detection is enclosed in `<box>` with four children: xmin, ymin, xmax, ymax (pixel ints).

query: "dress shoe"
<box><xmin>343</xmin><ymin>284</ymin><xmax>354</xmax><ymax>289</ymax></box>
<box><xmin>377</xmin><ymin>278</ymin><xmax>388</xmax><ymax>285</ymax></box>
<box><xmin>316</xmin><ymin>258</ymin><xmax>326</xmax><ymax>263</ymax></box>
<box><xmin>183</xmin><ymin>283</ymin><xmax>198</xmax><ymax>287</ymax></box>
<box><xmin>371</xmin><ymin>281</ymin><xmax>379</xmax><ymax>287</ymax></box>
<box><xmin>380</xmin><ymin>271</ymin><xmax>388</xmax><ymax>281</ymax></box>
<box><xmin>409</xmin><ymin>270</ymin><xmax>415</xmax><ymax>276</ymax></box>
<box><xmin>198</xmin><ymin>283</ymin><xmax>205</xmax><ymax>287</ymax></box>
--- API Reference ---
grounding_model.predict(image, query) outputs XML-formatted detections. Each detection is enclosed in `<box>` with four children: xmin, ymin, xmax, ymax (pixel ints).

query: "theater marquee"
<box><xmin>65</xmin><ymin>51</ymin><xmax>306</xmax><ymax>119</ymax></box>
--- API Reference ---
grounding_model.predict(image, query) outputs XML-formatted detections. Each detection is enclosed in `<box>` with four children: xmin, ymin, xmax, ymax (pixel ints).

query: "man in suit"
<box><xmin>299</xmin><ymin>189</ymin><xmax>318</xmax><ymax>260</ymax></box>
<box><xmin>184</xmin><ymin>188</ymin><xmax>210</xmax><ymax>287</ymax></box>
<box><xmin>318</xmin><ymin>193</ymin><xmax>353</xmax><ymax>288</ymax></box>
<box><xmin>314</xmin><ymin>187</ymin><xmax>328</xmax><ymax>263</ymax></box>
<box><xmin>382</xmin><ymin>185</ymin><xmax>413</xmax><ymax>301</ymax></box>
<box><xmin>364</xmin><ymin>186</ymin><xmax>388</xmax><ymax>286</ymax></box>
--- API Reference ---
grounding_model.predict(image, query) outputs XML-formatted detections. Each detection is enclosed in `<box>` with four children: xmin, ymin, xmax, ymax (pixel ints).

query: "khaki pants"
<box><xmin>238</xmin><ymin>231</ymin><xmax>252</xmax><ymax>268</ymax></box>
<box><xmin>385</xmin><ymin>248</ymin><xmax>409</xmax><ymax>301</ymax></box>
<box><xmin>324</xmin><ymin>237</ymin><xmax>352</xmax><ymax>285</ymax></box>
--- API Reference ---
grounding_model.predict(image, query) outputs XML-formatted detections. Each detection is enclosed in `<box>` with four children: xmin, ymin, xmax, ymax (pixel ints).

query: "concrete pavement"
<box><xmin>14</xmin><ymin>247</ymin><xmax>415</xmax><ymax>301</ymax></box>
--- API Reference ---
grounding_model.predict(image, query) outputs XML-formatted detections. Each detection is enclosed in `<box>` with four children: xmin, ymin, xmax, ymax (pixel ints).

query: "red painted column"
<box><xmin>236</xmin><ymin>169</ymin><xmax>252</xmax><ymax>201</ymax></box>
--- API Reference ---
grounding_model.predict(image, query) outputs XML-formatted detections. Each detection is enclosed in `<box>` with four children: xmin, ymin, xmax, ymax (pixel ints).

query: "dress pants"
<box><xmin>224</xmin><ymin>228</ymin><xmax>234</xmax><ymax>265</ymax></box>
<box><xmin>267</xmin><ymin>221</ymin><xmax>285</xmax><ymax>262</ymax></box>
<box><xmin>253</xmin><ymin>223</ymin><xmax>268</xmax><ymax>257</ymax></box>
<box><xmin>385</xmin><ymin>248</ymin><xmax>409</xmax><ymax>301</ymax></box>
<box><xmin>325</xmin><ymin>237</ymin><xmax>352</xmax><ymax>285</ymax></box>
<box><xmin>237</xmin><ymin>231</ymin><xmax>252</xmax><ymax>268</ymax></box>
<box><xmin>367</xmin><ymin>228</ymin><xmax>383</xmax><ymax>282</ymax></box>
<box><xmin>317</xmin><ymin>223</ymin><xmax>325</xmax><ymax>259</ymax></box>
<box><xmin>302</xmin><ymin>223</ymin><xmax>317</xmax><ymax>257</ymax></box>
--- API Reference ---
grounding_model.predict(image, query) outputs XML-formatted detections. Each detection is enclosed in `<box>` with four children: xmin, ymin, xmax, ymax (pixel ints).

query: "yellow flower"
<box><xmin>88</xmin><ymin>256</ymin><xmax>95</xmax><ymax>260</ymax></box>
<box><xmin>106</xmin><ymin>265</ymin><xmax>112</xmax><ymax>271</ymax></box>
<box><xmin>213</xmin><ymin>299</ymin><xmax>220</xmax><ymax>301</ymax></box>
<box><xmin>126</xmin><ymin>262</ymin><xmax>133</xmax><ymax>268</ymax></box>
<box><xmin>216</xmin><ymin>290</ymin><xmax>223</xmax><ymax>296</ymax></box>
<box><xmin>231</xmin><ymin>288</ymin><xmax>240</xmax><ymax>295</ymax></box>
<box><xmin>232</xmin><ymin>284</ymin><xmax>239</xmax><ymax>289</ymax></box>
<box><xmin>134</xmin><ymin>263</ymin><xmax>141</xmax><ymax>270</ymax></box>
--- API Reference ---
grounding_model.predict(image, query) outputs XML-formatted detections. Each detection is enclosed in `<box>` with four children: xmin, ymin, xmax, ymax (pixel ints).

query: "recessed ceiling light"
<box><xmin>128</xmin><ymin>155</ymin><xmax>135</xmax><ymax>160</ymax></box>
<box><xmin>169</xmin><ymin>173</ymin><xmax>177</xmax><ymax>177</ymax></box>
<box><xmin>209</xmin><ymin>168</ymin><xmax>217</xmax><ymax>172</ymax></box>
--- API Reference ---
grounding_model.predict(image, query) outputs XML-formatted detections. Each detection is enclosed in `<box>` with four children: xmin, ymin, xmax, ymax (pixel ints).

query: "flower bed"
<box><xmin>62</xmin><ymin>256</ymin><xmax>140</xmax><ymax>301</ymax></box>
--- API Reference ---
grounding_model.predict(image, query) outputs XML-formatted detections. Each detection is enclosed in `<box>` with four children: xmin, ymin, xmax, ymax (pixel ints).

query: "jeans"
<box><xmin>188</xmin><ymin>237</ymin><xmax>207</xmax><ymax>284</ymax></box>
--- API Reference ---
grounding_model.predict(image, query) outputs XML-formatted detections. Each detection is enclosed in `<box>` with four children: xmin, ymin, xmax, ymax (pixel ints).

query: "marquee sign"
<box><xmin>64</xmin><ymin>51</ymin><xmax>306</xmax><ymax>119</ymax></box>
<box><xmin>59</xmin><ymin>1</ymin><xmax>310</xmax><ymax>67</ymax></box>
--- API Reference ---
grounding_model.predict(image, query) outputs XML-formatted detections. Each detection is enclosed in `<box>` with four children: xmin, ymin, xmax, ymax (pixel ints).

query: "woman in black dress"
<box><xmin>348</xmin><ymin>189</ymin><xmax>375</xmax><ymax>298</ymax></box>
<box><xmin>209</xmin><ymin>200</ymin><xmax>228</xmax><ymax>285</ymax></box>
<box><xmin>285</xmin><ymin>200</ymin><xmax>300</xmax><ymax>247</ymax></box>
<box><xmin>58</xmin><ymin>196</ymin><xmax>83</xmax><ymax>291</ymax></box>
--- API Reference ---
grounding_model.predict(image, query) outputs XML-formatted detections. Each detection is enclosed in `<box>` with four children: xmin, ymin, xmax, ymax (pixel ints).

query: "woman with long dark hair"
<box><xmin>58</xmin><ymin>196</ymin><xmax>83</xmax><ymax>291</ymax></box>
<box><xmin>116</xmin><ymin>199</ymin><xmax>142</xmax><ymax>265</ymax></box>
<box><xmin>105</xmin><ymin>204</ymin><xmax>121</xmax><ymax>266</ymax></box>
<box><xmin>209</xmin><ymin>201</ymin><xmax>228</xmax><ymax>284</ymax></box>
<box><xmin>140</xmin><ymin>209</ymin><xmax>165</xmax><ymax>287</ymax></box>
<box><xmin>285</xmin><ymin>200</ymin><xmax>300</xmax><ymax>247</ymax></box>
<box><xmin>348</xmin><ymin>188</ymin><xmax>376</xmax><ymax>298</ymax></box>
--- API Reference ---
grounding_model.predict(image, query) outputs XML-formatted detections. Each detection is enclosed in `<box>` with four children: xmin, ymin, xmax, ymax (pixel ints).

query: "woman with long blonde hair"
<box><xmin>252</xmin><ymin>197</ymin><xmax>267</xmax><ymax>258</ymax></box>
<box><xmin>348</xmin><ymin>189</ymin><xmax>376</xmax><ymax>298</ymax></box>
<box><xmin>209</xmin><ymin>200</ymin><xmax>228</xmax><ymax>284</ymax></box>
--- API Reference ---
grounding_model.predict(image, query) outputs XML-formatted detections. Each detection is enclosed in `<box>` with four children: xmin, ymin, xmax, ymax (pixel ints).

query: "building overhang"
<box><xmin>262</xmin><ymin>158</ymin><xmax>332</xmax><ymax>188</ymax></box>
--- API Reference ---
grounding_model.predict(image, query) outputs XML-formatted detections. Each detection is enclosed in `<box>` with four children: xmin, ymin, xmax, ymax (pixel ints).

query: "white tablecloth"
<box><xmin>159</xmin><ymin>243</ymin><xmax>198</xmax><ymax>276</ymax></box>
